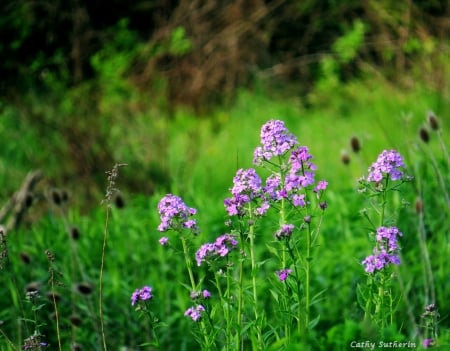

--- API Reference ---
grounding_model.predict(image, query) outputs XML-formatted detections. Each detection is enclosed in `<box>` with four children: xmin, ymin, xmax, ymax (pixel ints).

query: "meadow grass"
<box><xmin>0</xmin><ymin>80</ymin><xmax>449</xmax><ymax>350</ymax></box>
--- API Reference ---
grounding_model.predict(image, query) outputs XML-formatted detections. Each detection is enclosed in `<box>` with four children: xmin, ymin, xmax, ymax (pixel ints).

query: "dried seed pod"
<box><xmin>76</xmin><ymin>282</ymin><xmax>94</xmax><ymax>295</ymax></box>
<box><xmin>427</xmin><ymin>111</ymin><xmax>439</xmax><ymax>131</ymax></box>
<box><xmin>341</xmin><ymin>151</ymin><xmax>350</xmax><ymax>165</ymax></box>
<box><xmin>19</xmin><ymin>252</ymin><xmax>31</xmax><ymax>265</ymax></box>
<box><xmin>419</xmin><ymin>127</ymin><xmax>430</xmax><ymax>143</ymax></box>
<box><xmin>69</xmin><ymin>226</ymin><xmax>81</xmax><ymax>240</ymax></box>
<box><xmin>415</xmin><ymin>198</ymin><xmax>423</xmax><ymax>214</ymax></box>
<box><xmin>350</xmin><ymin>136</ymin><xmax>361</xmax><ymax>153</ymax></box>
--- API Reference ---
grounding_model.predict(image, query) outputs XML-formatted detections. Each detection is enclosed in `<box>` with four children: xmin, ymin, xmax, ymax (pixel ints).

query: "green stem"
<box><xmin>237</xmin><ymin>233</ymin><xmax>244</xmax><ymax>351</ymax></box>
<box><xmin>305</xmin><ymin>221</ymin><xmax>311</xmax><ymax>333</ymax></box>
<box><xmin>180</xmin><ymin>236</ymin><xmax>197</xmax><ymax>291</ymax></box>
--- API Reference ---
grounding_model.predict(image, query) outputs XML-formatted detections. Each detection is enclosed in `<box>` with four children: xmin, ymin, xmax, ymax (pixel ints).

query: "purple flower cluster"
<box><xmin>262</xmin><ymin>146</ymin><xmax>327</xmax><ymax>207</ymax></box>
<box><xmin>157</xmin><ymin>194</ymin><xmax>199</xmax><ymax>233</ymax></box>
<box><xmin>185</xmin><ymin>305</ymin><xmax>205</xmax><ymax>322</ymax></box>
<box><xmin>253</xmin><ymin>120</ymin><xmax>299</xmax><ymax>165</ymax></box>
<box><xmin>224</xmin><ymin>168</ymin><xmax>269</xmax><ymax>216</ymax></box>
<box><xmin>367</xmin><ymin>150</ymin><xmax>405</xmax><ymax>182</ymax></box>
<box><xmin>196</xmin><ymin>234</ymin><xmax>238</xmax><ymax>266</ymax></box>
<box><xmin>362</xmin><ymin>226</ymin><xmax>403</xmax><ymax>274</ymax></box>
<box><xmin>131</xmin><ymin>286</ymin><xmax>153</xmax><ymax>306</ymax></box>
<box><xmin>276</xmin><ymin>269</ymin><xmax>292</xmax><ymax>281</ymax></box>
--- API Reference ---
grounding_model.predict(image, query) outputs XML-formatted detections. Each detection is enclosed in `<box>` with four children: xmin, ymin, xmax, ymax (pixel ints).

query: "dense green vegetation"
<box><xmin>0</xmin><ymin>1</ymin><xmax>449</xmax><ymax>350</ymax></box>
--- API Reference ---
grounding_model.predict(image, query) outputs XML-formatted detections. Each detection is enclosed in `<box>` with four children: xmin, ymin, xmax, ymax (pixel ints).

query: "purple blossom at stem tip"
<box><xmin>276</xmin><ymin>269</ymin><xmax>293</xmax><ymax>281</ymax></box>
<box><xmin>131</xmin><ymin>286</ymin><xmax>153</xmax><ymax>306</ymax></box>
<box><xmin>367</xmin><ymin>150</ymin><xmax>405</xmax><ymax>182</ymax></box>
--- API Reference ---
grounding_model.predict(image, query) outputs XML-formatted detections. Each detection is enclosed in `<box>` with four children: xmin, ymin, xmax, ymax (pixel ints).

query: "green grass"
<box><xmin>0</xmin><ymin>77</ymin><xmax>449</xmax><ymax>350</ymax></box>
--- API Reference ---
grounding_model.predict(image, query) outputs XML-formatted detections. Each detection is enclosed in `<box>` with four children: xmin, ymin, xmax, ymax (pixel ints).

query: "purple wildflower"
<box><xmin>367</xmin><ymin>150</ymin><xmax>405</xmax><ymax>182</ymax></box>
<box><xmin>275</xmin><ymin>224</ymin><xmax>295</xmax><ymax>239</ymax></box>
<box><xmin>376</xmin><ymin>226</ymin><xmax>403</xmax><ymax>252</ymax></box>
<box><xmin>253</xmin><ymin>120</ymin><xmax>299</xmax><ymax>165</ymax></box>
<box><xmin>314</xmin><ymin>180</ymin><xmax>328</xmax><ymax>193</ymax></box>
<box><xmin>159</xmin><ymin>236</ymin><xmax>169</xmax><ymax>246</ymax></box>
<box><xmin>157</xmin><ymin>194</ymin><xmax>198</xmax><ymax>233</ymax></box>
<box><xmin>362</xmin><ymin>252</ymin><xmax>400</xmax><ymax>273</ymax></box>
<box><xmin>185</xmin><ymin>305</ymin><xmax>205</xmax><ymax>322</ymax></box>
<box><xmin>196</xmin><ymin>234</ymin><xmax>238</xmax><ymax>266</ymax></box>
<box><xmin>131</xmin><ymin>286</ymin><xmax>153</xmax><ymax>306</ymax></box>
<box><xmin>276</xmin><ymin>269</ymin><xmax>293</xmax><ymax>281</ymax></box>
<box><xmin>202</xmin><ymin>290</ymin><xmax>211</xmax><ymax>299</ymax></box>
<box><xmin>423</xmin><ymin>338</ymin><xmax>434</xmax><ymax>348</ymax></box>
<box><xmin>362</xmin><ymin>226</ymin><xmax>403</xmax><ymax>274</ymax></box>
<box><xmin>224</xmin><ymin>168</ymin><xmax>268</xmax><ymax>216</ymax></box>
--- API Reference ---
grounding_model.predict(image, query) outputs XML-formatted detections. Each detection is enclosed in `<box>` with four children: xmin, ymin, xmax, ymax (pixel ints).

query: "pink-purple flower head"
<box><xmin>367</xmin><ymin>150</ymin><xmax>405</xmax><ymax>182</ymax></box>
<box><xmin>185</xmin><ymin>305</ymin><xmax>205</xmax><ymax>322</ymax></box>
<box><xmin>224</xmin><ymin>168</ymin><xmax>269</xmax><ymax>217</ymax></box>
<box><xmin>362</xmin><ymin>226</ymin><xmax>403</xmax><ymax>274</ymax></box>
<box><xmin>159</xmin><ymin>236</ymin><xmax>169</xmax><ymax>246</ymax></box>
<box><xmin>376</xmin><ymin>226</ymin><xmax>403</xmax><ymax>252</ymax></box>
<box><xmin>276</xmin><ymin>268</ymin><xmax>293</xmax><ymax>281</ymax></box>
<box><xmin>362</xmin><ymin>252</ymin><xmax>400</xmax><ymax>274</ymax></box>
<box><xmin>157</xmin><ymin>194</ymin><xmax>199</xmax><ymax>234</ymax></box>
<box><xmin>131</xmin><ymin>286</ymin><xmax>153</xmax><ymax>306</ymax></box>
<box><xmin>196</xmin><ymin>234</ymin><xmax>238</xmax><ymax>266</ymax></box>
<box><xmin>423</xmin><ymin>338</ymin><xmax>434</xmax><ymax>348</ymax></box>
<box><xmin>253</xmin><ymin>120</ymin><xmax>299</xmax><ymax>165</ymax></box>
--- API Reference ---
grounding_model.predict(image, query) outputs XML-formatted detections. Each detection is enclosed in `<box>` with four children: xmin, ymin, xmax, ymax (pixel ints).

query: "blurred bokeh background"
<box><xmin>1</xmin><ymin>0</ymin><xmax>449</xmax><ymax>209</ymax></box>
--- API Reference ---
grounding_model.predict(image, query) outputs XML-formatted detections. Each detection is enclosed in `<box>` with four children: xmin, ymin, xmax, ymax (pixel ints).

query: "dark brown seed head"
<box><xmin>419</xmin><ymin>127</ymin><xmax>430</xmax><ymax>143</ymax></box>
<box><xmin>76</xmin><ymin>282</ymin><xmax>94</xmax><ymax>295</ymax></box>
<box><xmin>427</xmin><ymin>111</ymin><xmax>439</xmax><ymax>131</ymax></box>
<box><xmin>69</xmin><ymin>226</ymin><xmax>81</xmax><ymax>240</ymax></box>
<box><xmin>50</xmin><ymin>189</ymin><xmax>62</xmax><ymax>206</ymax></box>
<box><xmin>350</xmin><ymin>136</ymin><xmax>361</xmax><ymax>153</ymax></box>
<box><xmin>69</xmin><ymin>314</ymin><xmax>83</xmax><ymax>327</ymax></box>
<box><xmin>415</xmin><ymin>198</ymin><xmax>423</xmax><ymax>214</ymax></box>
<box><xmin>341</xmin><ymin>152</ymin><xmax>350</xmax><ymax>165</ymax></box>
<box><xmin>19</xmin><ymin>252</ymin><xmax>31</xmax><ymax>265</ymax></box>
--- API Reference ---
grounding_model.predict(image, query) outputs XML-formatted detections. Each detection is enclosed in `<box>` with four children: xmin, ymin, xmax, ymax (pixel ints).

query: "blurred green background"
<box><xmin>1</xmin><ymin>0</ymin><xmax>449</xmax><ymax>208</ymax></box>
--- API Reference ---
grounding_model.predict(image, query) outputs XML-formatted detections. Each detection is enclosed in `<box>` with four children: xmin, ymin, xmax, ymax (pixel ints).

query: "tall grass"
<box><xmin>0</xmin><ymin>80</ymin><xmax>449</xmax><ymax>350</ymax></box>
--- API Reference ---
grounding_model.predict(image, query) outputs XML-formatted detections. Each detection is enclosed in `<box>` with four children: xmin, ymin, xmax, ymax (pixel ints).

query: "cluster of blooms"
<box><xmin>195</xmin><ymin>234</ymin><xmax>238</xmax><ymax>266</ymax></box>
<box><xmin>185</xmin><ymin>305</ymin><xmax>205</xmax><ymax>322</ymax></box>
<box><xmin>131</xmin><ymin>286</ymin><xmax>153</xmax><ymax>306</ymax></box>
<box><xmin>276</xmin><ymin>269</ymin><xmax>292</xmax><ymax>282</ymax></box>
<box><xmin>225</xmin><ymin>120</ymin><xmax>328</xmax><ymax>217</ymax></box>
<box><xmin>224</xmin><ymin>168</ymin><xmax>269</xmax><ymax>216</ymax></box>
<box><xmin>253</xmin><ymin>119</ymin><xmax>299</xmax><ymax>165</ymax></box>
<box><xmin>362</xmin><ymin>226</ymin><xmax>403</xmax><ymax>273</ymax></box>
<box><xmin>367</xmin><ymin>149</ymin><xmax>405</xmax><ymax>182</ymax></box>
<box><xmin>157</xmin><ymin>194</ymin><xmax>199</xmax><ymax>234</ymax></box>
